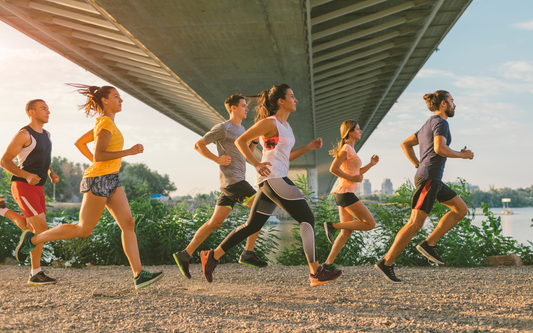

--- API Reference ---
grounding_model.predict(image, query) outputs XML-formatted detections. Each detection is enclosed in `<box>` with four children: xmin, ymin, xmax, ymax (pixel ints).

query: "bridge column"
<box><xmin>307</xmin><ymin>167</ymin><xmax>318</xmax><ymax>199</ymax></box>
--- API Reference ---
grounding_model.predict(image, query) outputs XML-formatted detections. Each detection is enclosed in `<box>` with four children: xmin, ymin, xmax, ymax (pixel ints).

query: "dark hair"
<box><xmin>329</xmin><ymin>119</ymin><xmax>359</xmax><ymax>157</ymax></box>
<box><xmin>224</xmin><ymin>94</ymin><xmax>245</xmax><ymax>113</ymax></box>
<box><xmin>247</xmin><ymin>84</ymin><xmax>291</xmax><ymax>122</ymax></box>
<box><xmin>423</xmin><ymin>90</ymin><xmax>450</xmax><ymax>111</ymax></box>
<box><xmin>25</xmin><ymin>99</ymin><xmax>45</xmax><ymax>115</ymax></box>
<box><xmin>67</xmin><ymin>83</ymin><xmax>116</xmax><ymax>117</ymax></box>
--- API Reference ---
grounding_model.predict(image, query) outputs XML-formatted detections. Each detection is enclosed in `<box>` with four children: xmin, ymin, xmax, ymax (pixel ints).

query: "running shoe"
<box><xmin>309</xmin><ymin>266</ymin><xmax>343</xmax><ymax>287</ymax></box>
<box><xmin>0</xmin><ymin>197</ymin><xmax>6</xmax><ymax>209</ymax></box>
<box><xmin>28</xmin><ymin>271</ymin><xmax>57</xmax><ymax>285</ymax></box>
<box><xmin>322</xmin><ymin>262</ymin><xmax>340</xmax><ymax>273</ymax></box>
<box><xmin>15</xmin><ymin>230</ymin><xmax>36</xmax><ymax>263</ymax></box>
<box><xmin>201</xmin><ymin>250</ymin><xmax>218</xmax><ymax>283</ymax></box>
<box><xmin>416</xmin><ymin>240</ymin><xmax>445</xmax><ymax>265</ymax></box>
<box><xmin>239</xmin><ymin>252</ymin><xmax>268</xmax><ymax>268</ymax></box>
<box><xmin>324</xmin><ymin>222</ymin><xmax>337</xmax><ymax>244</ymax></box>
<box><xmin>374</xmin><ymin>259</ymin><xmax>402</xmax><ymax>284</ymax></box>
<box><xmin>173</xmin><ymin>250</ymin><xmax>192</xmax><ymax>279</ymax></box>
<box><xmin>134</xmin><ymin>270</ymin><xmax>164</xmax><ymax>290</ymax></box>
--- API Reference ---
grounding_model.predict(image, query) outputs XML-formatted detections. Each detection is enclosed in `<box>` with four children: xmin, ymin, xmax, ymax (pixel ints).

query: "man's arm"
<box><xmin>401</xmin><ymin>134</ymin><xmax>420</xmax><ymax>167</ymax></box>
<box><xmin>0</xmin><ymin>129</ymin><xmax>41</xmax><ymax>185</ymax></box>
<box><xmin>48</xmin><ymin>166</ymin><xmax>59</xmax><ymax>184</ymax></box>
<box><xmin>434</xmin><ymin>136</ymin><xmax>474</xmax><ymax>159</ymax></box>
<box><xmin>194</xmin><ymin>138</ymin><xmax>231</xmax><ymax>166</ymax></box>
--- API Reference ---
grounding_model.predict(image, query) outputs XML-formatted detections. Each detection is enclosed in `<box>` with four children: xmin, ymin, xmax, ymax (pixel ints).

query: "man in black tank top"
<box><xmin>1</xmin><ymin>99</ymin><xmax>59</xmax><ymax>285</ymax></box>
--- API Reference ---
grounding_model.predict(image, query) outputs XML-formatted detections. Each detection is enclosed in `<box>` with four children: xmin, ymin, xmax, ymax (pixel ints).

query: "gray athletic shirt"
<box><xmin>203</xmin><ymin>120</ymin><xmax>246</xmax><ymax>188</ymax></box>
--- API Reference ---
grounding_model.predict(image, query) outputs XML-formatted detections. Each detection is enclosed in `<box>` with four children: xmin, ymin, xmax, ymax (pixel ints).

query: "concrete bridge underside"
<box><xmin>0</xmin><ymin>0</ymin><xmax>472</xmax><ymax>196</ymax></box>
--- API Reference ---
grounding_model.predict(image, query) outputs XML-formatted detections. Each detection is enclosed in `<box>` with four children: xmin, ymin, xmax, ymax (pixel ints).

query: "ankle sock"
<box><xmin>31</xmin><ymin>268</ymin><xmax>42</xmax><ymax>276</ymax></box>
<box><xmin>0</xmin><ymin>208</ymin><xmax>9</xmax><ymax>216</ymax></box>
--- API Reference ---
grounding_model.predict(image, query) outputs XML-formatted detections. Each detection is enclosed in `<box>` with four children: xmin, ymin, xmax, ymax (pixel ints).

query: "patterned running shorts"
<box><xmin>80</xmin><ymin>174</ymin><xmax>121</xmax><ymax>198</ymax></box>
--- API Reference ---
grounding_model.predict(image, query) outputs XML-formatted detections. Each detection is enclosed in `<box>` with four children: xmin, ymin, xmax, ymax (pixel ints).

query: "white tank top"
<box><xmin>256</xmin><ymin>115</ymin><xmax>295</xmax><ymax>186</ymax></box>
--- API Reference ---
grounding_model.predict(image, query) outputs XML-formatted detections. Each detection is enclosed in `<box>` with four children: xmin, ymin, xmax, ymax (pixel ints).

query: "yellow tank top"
<box><xmin>83</xmin><ymin>116</ymin><xmax>124</xmax><ymax>178</ymax></box>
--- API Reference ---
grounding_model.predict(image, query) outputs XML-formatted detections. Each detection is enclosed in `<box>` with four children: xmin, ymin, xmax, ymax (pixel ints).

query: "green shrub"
<box><xmin>47</xmin><ymin>182</ymin><xmax>280</xmax><ymax>267</ymax></box>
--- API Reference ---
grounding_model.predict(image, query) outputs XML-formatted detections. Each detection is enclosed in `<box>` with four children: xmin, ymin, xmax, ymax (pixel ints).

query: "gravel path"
<box><xmin>1</xmin><ymin>264</ymin><xmax>532</xmax><ymax>332</ymax></box>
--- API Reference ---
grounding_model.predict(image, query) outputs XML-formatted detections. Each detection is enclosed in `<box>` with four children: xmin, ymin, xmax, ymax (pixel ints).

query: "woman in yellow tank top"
<box><xmin>15</xmin><ymin>84</ymin><xmax>163</xmax><ymax>289</ymax></box>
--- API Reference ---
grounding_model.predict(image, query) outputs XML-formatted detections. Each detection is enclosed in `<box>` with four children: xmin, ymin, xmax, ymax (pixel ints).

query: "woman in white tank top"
<box><xmin>200</xmin><ymin>84</ymin><xmax>343</xmax><ymax>287</ymax></box>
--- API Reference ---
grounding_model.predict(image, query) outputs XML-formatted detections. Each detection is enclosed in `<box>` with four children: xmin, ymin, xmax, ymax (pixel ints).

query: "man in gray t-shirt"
<box><xmin>203</xmin><ymin>120</ymin><xmax>247</xmax><ymax>188</ymax></box>
<box><xmin>173</xmin><ymin>94</ymin><xmax>267</xmax><ymax>279</ymax></box>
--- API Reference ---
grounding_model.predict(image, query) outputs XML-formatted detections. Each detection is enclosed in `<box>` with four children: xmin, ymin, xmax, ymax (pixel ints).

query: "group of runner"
<box><xmin>1</xmin><ymin>83</ymin><xmax>473</xmax><ymax>289</ymax></box>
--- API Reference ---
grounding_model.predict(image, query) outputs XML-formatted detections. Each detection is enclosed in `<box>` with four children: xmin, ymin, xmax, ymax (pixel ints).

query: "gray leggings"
<box><xmin>219</xmin><ymin>177</ymin><xmax>316</xmax><ymax>263</ymax></box>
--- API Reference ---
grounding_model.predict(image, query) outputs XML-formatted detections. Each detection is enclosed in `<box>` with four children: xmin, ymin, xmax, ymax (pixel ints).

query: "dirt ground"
<box><xmin>0</xmin><ymin>264</ymin><xmax>531</xmax><ymax>332</ymax></box>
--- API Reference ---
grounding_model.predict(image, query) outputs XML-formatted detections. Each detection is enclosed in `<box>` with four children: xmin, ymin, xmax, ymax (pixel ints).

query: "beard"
<box><xmin>445</xmin><ymin>106</ymin><xmax>455</xmax><ymax>118</ymax></box>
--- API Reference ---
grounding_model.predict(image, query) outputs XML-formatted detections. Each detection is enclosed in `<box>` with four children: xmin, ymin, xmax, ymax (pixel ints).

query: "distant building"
<box><xmin>381</xmin><ymin>179</ymin><xmax>394</xmax><ymax>196</ymax></box>
<box><xmin>363</xmin><ymin>179</ymin><xmax>372</xmax><ymax>197</ymax></box>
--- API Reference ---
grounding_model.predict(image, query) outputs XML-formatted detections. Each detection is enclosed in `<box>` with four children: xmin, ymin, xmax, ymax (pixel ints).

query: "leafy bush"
<box><xmin>48</xmin><ymin>182</ymin><xmax>280</xmax><ymax>267</ymax></box>
<box><xmin>2</xmin><ymin>168</ymin><xmax>531</xmax><ymax>268</ymax></box>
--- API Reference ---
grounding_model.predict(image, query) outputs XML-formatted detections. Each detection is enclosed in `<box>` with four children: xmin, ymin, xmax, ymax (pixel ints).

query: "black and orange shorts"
<box><xmin>411</xmin><ymin>177</ymin><xmax>457</xmax><ymax>214</ymax></box>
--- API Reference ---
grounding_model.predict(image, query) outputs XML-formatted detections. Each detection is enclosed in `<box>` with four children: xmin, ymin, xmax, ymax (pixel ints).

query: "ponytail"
<box><xmin>246</xmin><ymin>83</ymin><xmax>291</xmax><ymax>123</ymax></box>
<box><xmin>67</xmin><ymin>83</ymin><xmax>116</xmax><ymax>117</ymax></box>
<box><xmin>329</xmin><ymin>119</ymin><xmax>358</xmax><ymax>157</ymax></box>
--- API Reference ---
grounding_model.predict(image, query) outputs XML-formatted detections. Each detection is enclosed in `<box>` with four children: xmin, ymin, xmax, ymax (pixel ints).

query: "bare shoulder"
<box><xmin>16</xmin><ymin>128</ymin><xmax>32</xmax><ymax>142</ymax></box>
<box><xmin>257</xmin><ymin>117</ymin><xmax>276</xmax><ymax>129</ymax></box>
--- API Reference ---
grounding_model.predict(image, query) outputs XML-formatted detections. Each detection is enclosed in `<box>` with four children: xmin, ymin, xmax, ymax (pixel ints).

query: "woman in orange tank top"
<box><xmin>323</xmin><ymin>120</ymin><xmax>379</xmax><ymax>271</ymax></box>
<box><xmin>16</xmin><ymin>84</ymin><xmax>163</xmax><ymax>290</ymax></box>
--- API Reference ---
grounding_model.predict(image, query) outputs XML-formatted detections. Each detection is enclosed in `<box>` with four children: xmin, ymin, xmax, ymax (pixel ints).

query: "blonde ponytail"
<box><xmin>329</xmin><ymin>119</ymin><xmax>359</xmax><ymax>157</ymax></box>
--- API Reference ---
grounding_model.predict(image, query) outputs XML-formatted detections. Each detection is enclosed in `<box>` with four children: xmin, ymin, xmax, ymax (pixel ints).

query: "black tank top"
<box><xmin>11</xmin><ymin>126</ymin><xmax>52</xmax><ymax>187</ymax></box>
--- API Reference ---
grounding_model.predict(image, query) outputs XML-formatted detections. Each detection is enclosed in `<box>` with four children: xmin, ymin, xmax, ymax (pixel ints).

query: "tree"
<box><xmin>119</xmin><ymin>162</ymin><xmax>176</xmax><ymax>200</ymax></box>
<box><xmin>43</xmin><ymin>157</ymin><xmax>88</xmax><ymax>202</ymax></box>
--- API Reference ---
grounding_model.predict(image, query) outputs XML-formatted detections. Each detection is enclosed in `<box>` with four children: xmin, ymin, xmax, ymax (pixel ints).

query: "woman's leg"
<box><xmin>260</xmin><ymin>178</ymin><xmax>319</xmax><ymax>274</ymax></box>
<box><xmin>325</xmin><ymin>202</ymin><xmax>376</xmax><ymax>265</ymax></box>
<box><xmin>31</xmin><ymin>191</ymin><xmax>107</xmax><ymax>245</ymax></box>
<box><xmin>214</xmin><ymin>189</ymin><xmax>276</xmax><ymax>259</ymax></box>
<box><xmin>104</xmin><ymin>186</ymin><xmax>142</xmax><ymax>277</ymax></box>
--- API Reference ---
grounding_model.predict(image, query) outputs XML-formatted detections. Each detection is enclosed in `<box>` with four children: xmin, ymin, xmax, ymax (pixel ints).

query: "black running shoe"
<box><xmin>374</xmin><ymin>259</ymin><xmax>402</xmax><ymax>284</ymax></box>
<box><xmin>239</xmin><ymin>252</ymin><xmax>268</xmax><ymax>268</ymax></box>
<box><xmin>324</xmin><ymin>222</ymin><xmax>337</xmax><ymax>244</ymax></box>
<box><xmin>15</xmin><ymin>230</ymin><xmax>36</xmax><ymax>263</ymax></box>
<box><xmin>173</xmin><ymin>250</ymin><xmax>191</xmax><ymax>279</ymax></box>
<box><xmin>309</xmin><ymin>266</ymin><xmax>343</xmax><ymax>287</ymax></box>
<box><xmin>201</xmin><ymin>250</ymin><xmax>218</xmax><ymax>283</ymax></box>
<box><xmin>134</xmin><ymin>270</ymin><xmax>164</xmax><ymax>290</ymax></box>
<box><xmin>322</xmin><ymin>262</ymin><xmax>340</xmax><ymax>273</ymax></box>
<box><xmin>417</xmin><ymin>240</ymin><xmax>445</xmax><ymax>265</ymax></box>
<box><xmin>0</xmin><ymin>198</ymin><xmax>6</xmax><ymax>209</ymax></box>
<box><xmin>28</xmin><ymin>271</ymin><xmax>57</xmax><ymax>285</ymax></box>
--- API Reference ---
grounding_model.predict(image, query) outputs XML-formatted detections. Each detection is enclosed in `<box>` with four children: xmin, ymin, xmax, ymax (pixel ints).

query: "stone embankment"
<box><xmin>1</xmin><ymin>264</ymin><xmax>531</xmax><ymax>332</ymax></box>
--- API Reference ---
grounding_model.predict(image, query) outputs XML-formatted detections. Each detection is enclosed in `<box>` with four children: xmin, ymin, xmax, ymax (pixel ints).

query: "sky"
<box><xmin>1</xmin><ymin>0</ymin><xmax>532</xmax><ymax>196</ymax></box>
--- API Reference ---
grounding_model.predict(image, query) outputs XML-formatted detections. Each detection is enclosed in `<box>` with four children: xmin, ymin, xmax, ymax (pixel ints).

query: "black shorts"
<box><xmin>411</xmin><ymin>177</ymin><xmax>457</xmax><ymax>214</ymax></box>
<box><xmin>217</xmin><ymin>180</ymin><xmax>256</xmax><ymax>208</ymax></box>
<box><xmin>334</xmin><ymin>192</ymin><xmax>360</xmax><ymax>208</ymax></box>
<box><xmin>80</xmin><ymin>174</ymin><xmax>121</xmax><ymax>198</ymax></box>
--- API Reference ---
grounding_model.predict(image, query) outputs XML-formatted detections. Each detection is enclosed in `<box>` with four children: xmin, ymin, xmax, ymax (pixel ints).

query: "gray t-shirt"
<box><xmin>203</xmin><ymin>120</ymin><xmax>246</xmax><ymax>188</ymax></box>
